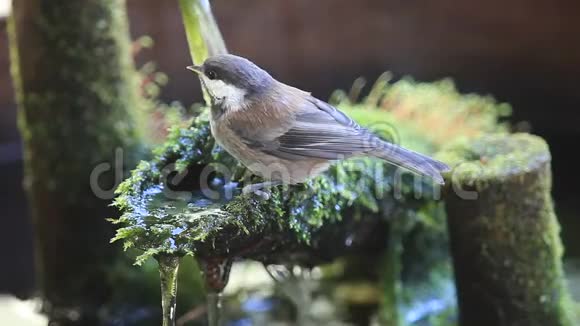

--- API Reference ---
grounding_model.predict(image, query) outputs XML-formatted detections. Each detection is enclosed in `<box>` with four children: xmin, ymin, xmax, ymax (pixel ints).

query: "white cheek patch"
<box><xmin>203</xmin><ymin>77</ymin><xmax>247</xmax><ymax>111</ymax></box>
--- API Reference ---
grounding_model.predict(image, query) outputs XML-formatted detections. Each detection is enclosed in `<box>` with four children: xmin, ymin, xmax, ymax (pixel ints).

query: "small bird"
<box><xmin>187</xmin><ymin>54</ymin><xmax>449</xmax><ymax>196</ymax></box>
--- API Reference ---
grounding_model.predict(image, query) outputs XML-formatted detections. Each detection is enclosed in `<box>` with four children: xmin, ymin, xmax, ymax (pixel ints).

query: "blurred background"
<box><xmin>1</xmin><ymin>0</ymin><xmax>579</xmax><ymax>322</ymax></box>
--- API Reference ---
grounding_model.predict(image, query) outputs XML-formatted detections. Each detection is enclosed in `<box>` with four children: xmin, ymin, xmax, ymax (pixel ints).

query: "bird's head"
<box><xmin>187</xmin><ymin>54</ymin><xmax>275</xmax><ymax>110</ymax></box>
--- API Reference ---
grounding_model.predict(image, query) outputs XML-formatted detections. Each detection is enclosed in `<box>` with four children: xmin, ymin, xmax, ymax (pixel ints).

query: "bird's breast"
<box><xmin>210</xmin><ymin>117</ymin><xmax>257</xmax><ymax>165</ymax></box>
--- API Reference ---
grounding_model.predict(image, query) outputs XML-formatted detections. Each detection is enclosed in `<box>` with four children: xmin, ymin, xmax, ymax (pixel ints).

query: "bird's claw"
<box><xmin>242</xmin><ymin>185</ymin><xmax>271</xmax><ymax>200</ymax></box>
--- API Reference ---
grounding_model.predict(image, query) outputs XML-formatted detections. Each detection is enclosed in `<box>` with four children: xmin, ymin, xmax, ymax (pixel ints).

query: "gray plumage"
<box><xmin>188</xmin><ymin>54</ymin><xmax>450</xmax><ymax>186</ymax></box>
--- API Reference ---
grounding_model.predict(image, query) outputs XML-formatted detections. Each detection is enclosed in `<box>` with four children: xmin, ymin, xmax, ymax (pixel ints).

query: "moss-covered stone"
<box><xmin>441</xmin><ymin>133</ymin><xmax>575</xmax><ymax>326</ymax></box>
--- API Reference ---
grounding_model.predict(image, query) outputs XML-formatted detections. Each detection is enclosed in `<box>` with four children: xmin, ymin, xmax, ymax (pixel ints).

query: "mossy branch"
<box><xmin>111</xmin><ymin>98</ymin><xmax>467</xmax><ymax>273</ymax></box>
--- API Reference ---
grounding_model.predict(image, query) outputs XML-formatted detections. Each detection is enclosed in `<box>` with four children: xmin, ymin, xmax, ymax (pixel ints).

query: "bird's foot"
<box><xmin>242</xmin><ymin>185</ymin><xmax>271</xmax><ymax>200</ymax></box>
<box><xmin>242</xmin><ymin>181</ymin><xmax>282</xmax><ymax>200</ymax></box>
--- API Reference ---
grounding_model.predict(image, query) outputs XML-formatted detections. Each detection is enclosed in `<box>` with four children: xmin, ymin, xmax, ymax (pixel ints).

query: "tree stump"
<box><xmin>441</xmin><ymin>133</ymin><xmax>575</xmax><ymax>326</ymax></box>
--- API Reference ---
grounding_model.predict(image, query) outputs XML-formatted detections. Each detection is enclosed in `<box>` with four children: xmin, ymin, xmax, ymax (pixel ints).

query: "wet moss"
<box><xmin>112</xmin><ymin>108</ymin><xmax>444</xmax><ymax>264</ymax></box>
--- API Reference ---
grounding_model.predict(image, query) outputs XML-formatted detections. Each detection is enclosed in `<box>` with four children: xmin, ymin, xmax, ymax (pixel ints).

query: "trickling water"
<box><xmin>157</xmin><ymin>255</ymin><xmax>180</xmax><ymax>326</ymax></box>
<box><xmin>206</xmin><ymin>291</ymin><xmax>223</xmax><ymax>326</ymax></box>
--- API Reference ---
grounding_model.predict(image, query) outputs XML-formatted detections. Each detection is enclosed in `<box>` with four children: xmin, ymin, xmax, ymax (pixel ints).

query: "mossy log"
<box><xmin>9</xmin><ymin>0</ymin><xmax>143</xmax><ymax>323</ymax></box>
<box><xmin>440</xmin><ymin>134</ymin><xmax>575</xmax><ymax>326</ymax></box>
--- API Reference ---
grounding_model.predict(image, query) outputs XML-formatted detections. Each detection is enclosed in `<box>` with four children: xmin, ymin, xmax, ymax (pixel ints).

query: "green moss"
<box><xmin>437</xmin><ymin>133</ymin><xmax>551</xmax><ymax>188</ymax></box>
<box><xmin>336</xmin><ymin>76</ymin><xmax>510</xmax><ymax>149</ymax></box>
<box><xmin>111</xmin><ymin>108</ymin><xmax>443</xmax><ymax>264</ymax></box>
<box><xmin>340</xmin><ymin>105</ymin><xmax>437</xmax><ymax>155</ymax></box>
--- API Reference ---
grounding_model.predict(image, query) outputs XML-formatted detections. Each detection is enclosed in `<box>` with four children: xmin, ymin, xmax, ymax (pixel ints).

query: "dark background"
<box><xmin>1</xmin><ymin>0</ymin><xmax>578</xmax><ymax>296</ymax></box>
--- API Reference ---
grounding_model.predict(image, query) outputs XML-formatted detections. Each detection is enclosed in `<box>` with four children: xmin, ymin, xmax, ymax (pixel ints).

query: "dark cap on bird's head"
<box><xmin>187</xmin><ymin>54</ymin><xmax>275</xmax><ymax>95</ymax></box>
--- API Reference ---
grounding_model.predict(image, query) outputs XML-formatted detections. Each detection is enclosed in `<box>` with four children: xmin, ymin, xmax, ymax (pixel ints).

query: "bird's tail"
<box><xmin>370</xmin><ymin>141</ymin><xmax>450</xmax><ymax>184</ymax></box>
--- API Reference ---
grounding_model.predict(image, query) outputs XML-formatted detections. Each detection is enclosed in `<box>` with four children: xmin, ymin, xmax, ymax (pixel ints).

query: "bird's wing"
<box><xmin>241</xmin><ymin>97</ymin><xmax>379</xmax><ymax>160</ymax></box>
<box><xmin>235</xmin><ymin>96</ymin><xmax>449</xmax><ymax>183</ymax></box>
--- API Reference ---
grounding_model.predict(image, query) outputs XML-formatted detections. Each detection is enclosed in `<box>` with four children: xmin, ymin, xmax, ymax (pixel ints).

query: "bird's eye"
<box><xmin>206</xmin><ymin>70</ymin><xmax>217</xmax><ymax>80</ymax></box>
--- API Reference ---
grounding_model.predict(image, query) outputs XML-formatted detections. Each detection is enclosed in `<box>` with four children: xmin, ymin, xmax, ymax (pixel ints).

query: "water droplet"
<box><xmin>345</xmin><ymin>235</ymin><xmax>354</xmax><ymax>246</ymax></box>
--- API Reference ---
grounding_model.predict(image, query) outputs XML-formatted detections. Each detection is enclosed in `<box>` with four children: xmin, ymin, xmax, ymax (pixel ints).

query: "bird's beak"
<box><xmin>186</xmin><ymin>65</ymin><xmax>202</xmax><ymax>74</ymax></box>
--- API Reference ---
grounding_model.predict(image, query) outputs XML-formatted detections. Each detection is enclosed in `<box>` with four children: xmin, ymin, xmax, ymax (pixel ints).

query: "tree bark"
<box><xmin>9</xmin><ymin>0</ymin><xmax>143</xmax><ymax>323</ymax></box>
<box><xmin>442</xmin><ymin>134</ymin><xmax>574</xmax><ymax>326</ymax></box>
